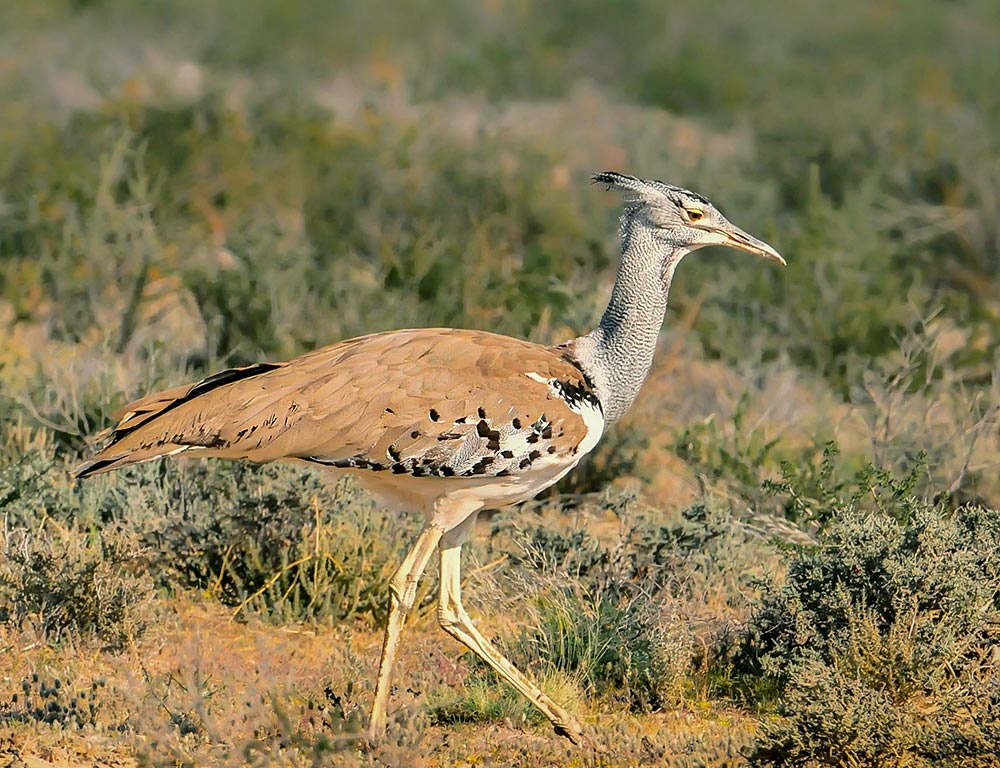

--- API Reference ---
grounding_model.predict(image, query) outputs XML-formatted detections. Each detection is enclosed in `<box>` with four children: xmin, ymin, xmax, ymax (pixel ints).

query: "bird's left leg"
<box><xmin>369</xmin><ymin>523</ymin><xmax>443</xmax><ymax>741</ymax></box>
<box><xmin>436</xmin><ymin>519</ymin><xmax>586</xmax><ymax>745</ymax></box>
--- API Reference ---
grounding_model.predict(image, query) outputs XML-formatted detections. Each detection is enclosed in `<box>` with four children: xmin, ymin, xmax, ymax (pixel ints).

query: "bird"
<box><xmin>73</xmin><ymin>171</ymin><xmax>784</xmax><ymax>745</ymax></box>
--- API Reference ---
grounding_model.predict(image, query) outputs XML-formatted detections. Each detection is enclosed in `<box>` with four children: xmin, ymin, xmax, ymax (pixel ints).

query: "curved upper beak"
<box><xmin>715</xmin><ymin>224</ymin><xmax>786</xmax><ymax>266</ymax></box>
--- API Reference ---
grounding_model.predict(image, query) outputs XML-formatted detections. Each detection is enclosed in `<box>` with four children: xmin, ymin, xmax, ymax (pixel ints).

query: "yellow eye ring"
<box><xmin>686</xmin><ymin>208</ymin><xmax>704</xmax><ymax>222</ymax></box>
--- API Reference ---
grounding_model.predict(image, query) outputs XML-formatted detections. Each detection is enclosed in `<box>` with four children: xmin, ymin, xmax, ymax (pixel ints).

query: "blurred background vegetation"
<box><xmin>1</xmin><ymin>0</ymin><xmax>998</xmax><ymax>765</ymax></box>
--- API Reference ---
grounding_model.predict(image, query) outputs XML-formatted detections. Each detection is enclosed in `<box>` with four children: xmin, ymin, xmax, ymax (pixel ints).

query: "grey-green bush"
<box><xmin>737</xmin><ymin>465</ymin><xmax>1000</xmax><ymax>766</ymax></box>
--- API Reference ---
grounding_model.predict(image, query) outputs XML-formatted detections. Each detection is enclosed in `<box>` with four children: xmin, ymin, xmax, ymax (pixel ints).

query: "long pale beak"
<box><xmin>717</xmin><ymin>225</ymin><xmax>786</xmax><ymax>266</ymax></box>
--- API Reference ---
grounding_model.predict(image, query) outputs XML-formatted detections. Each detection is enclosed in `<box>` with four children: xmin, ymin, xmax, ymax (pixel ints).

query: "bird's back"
<box><xmin>74</xmin><ymin>328</ymin><xmax>605</xmax><ymax>502</ymax></box>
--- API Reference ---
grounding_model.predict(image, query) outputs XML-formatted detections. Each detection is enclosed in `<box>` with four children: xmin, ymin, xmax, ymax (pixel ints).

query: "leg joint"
<box><xmin>437</xmin><ymin>594</ymin><xmax>469</xmax><ymax>633</ymax></box>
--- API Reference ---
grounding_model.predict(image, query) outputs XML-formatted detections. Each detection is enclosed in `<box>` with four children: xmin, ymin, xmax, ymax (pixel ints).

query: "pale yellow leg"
<box><xmin>436</xmin><ymin>523</ymin><xmax>585</xmax><ymax>745</ymax></box>
<box><xmin>368</xmin><ymin>524</ymin><xmax>443</xmax><ymax>741</ymax></box>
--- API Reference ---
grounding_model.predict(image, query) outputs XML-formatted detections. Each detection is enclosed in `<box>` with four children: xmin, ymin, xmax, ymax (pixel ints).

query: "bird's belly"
<box><xmin>342</xmin><ymin>455</ymin><xmax>582</xmax><ymax>530</ymax></box>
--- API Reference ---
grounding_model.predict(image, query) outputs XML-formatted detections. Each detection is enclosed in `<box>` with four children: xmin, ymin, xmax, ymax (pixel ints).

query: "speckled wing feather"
<box><xmin>73</xmin><ymin>329</ymin><xmax>602</xmax><ymax>480</ymax></box>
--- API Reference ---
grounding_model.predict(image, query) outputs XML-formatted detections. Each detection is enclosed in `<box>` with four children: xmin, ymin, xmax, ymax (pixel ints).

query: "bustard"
<box><xmin>74</xmin><ymin>171</ymin><xmax>783</xmax><ymax>744</ymax></box>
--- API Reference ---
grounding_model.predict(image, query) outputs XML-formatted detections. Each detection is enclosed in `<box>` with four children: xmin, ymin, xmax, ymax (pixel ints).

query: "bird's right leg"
<box><xmin>436</xmin><ymin>522</ymin><xmax>586</xmax><ymax>745</ymax></box>
<box><xmin>368</xmin><ymin>523</ymin><xmax>443</xmax><ymax>741</ymax></box>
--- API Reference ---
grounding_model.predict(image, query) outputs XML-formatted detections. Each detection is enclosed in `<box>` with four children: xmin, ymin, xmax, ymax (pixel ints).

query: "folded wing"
<box><xmin>73</xmin><ymin>328</ymin><xmax>600</xmax><ymax>480</ymax></box>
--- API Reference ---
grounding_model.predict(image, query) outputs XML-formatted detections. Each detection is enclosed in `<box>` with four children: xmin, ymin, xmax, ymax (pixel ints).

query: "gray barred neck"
<box><xmin>570</xmin><ymin>227</ymin><xmax>686</xmax><ymax>425</ymax></box>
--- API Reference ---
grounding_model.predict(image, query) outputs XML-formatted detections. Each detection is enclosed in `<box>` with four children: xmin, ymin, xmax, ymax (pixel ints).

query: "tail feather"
<box><xmin>73</xmin><ymin>361</ymin><xmax>285</xmax><ymax>479</ymax></box>
<box><xmin>72</xmin><ymin>445</ymin><xmax>201</xmax><ymax>478</ymax></box>
<box><xmin>72</xmin><ymin>455</ymin><xmax>121</xmax><ymax>478</ymax></box>
<box><xmin>104</xmin><ymin>362</ymin><xmax>282</xmax><ymax>447</ymax></box>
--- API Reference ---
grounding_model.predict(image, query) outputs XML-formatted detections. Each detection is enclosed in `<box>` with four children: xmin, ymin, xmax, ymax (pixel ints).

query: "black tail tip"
<box><xmin>71</xmin><ymin>458</ymin><xmax>115</xmax><ymax>479</ymax></box>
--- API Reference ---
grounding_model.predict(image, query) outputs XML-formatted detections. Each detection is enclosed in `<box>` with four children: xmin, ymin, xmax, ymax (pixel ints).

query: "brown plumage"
<box><xmin>74</xmin><ymin>328</ymin><xmax>595</xmax><ymax>484</ymax></box>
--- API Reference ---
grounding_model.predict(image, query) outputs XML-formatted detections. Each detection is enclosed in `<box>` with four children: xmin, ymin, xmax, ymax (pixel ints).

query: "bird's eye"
<box><xmin>686</xmin><ymin>208</ymin><xmax>704</xmax><ymax>222</ymax></box>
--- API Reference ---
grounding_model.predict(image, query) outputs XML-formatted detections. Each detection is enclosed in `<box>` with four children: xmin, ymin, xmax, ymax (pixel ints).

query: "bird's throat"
<box><xmin>571</xmin><ymin>228</ymin><xmax>683</xmax><ymax>425</ymax></box>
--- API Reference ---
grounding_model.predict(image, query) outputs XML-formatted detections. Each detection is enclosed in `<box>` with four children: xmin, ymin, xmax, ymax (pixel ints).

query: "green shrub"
<box><xmin>0</xmin><ymin>449</ymin><xmax>67</xmax><ymax>528</ymax></box>
<box><xmin>750</xmin><ymin>661</ymin><xmax>1000</xmax><ymax>768</ymax></box>
<box><xmin>0</xmin><ymin>448</ymin><xmax>153</xmax><ymax>647</ymax></box>
<box><xmin>0</xmin><ymin>525</ymin><xmax>151</xmax><ymax>648</ymax></box>
<box><xmin>763</xmin><ymin>443</ymin><xmax>929</xmax><ymax>527</ymax></box>
<box><xmin>735</xmin><ymin>460</ymin><xmax>1000</xmax><ymax>766</ymax></box>
<box><xmin>510</xmin><ymin>581</ymin><xmax>693</xmax><ymax>713</ymax></box>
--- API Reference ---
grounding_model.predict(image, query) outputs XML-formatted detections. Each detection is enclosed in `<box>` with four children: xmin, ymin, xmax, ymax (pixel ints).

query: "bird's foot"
<box><xmin>552</xmin><ymin>716</ymin><xmax>597</xmax><ymax>749</ymax></box>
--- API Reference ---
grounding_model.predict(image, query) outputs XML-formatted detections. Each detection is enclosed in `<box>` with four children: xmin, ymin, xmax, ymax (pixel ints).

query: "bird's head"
<box><xmin>593</xmin><ymin>171</ymin><xmax>785</xmax><ymax>266</ymax></box>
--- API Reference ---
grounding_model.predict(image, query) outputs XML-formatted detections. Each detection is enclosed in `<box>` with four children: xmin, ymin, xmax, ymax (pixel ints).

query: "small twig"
<box><xmin>463</xmin><ymin>554</ymin><xmax>509</xmax><ymax>583</ymax></box>
<box><xmin>115</xmin><ymin>235</ymin><xmax>152</xmax><ymax>354</ymax></box>
<box><xmin>229</xmin><ymin>554</ymin><xmax>315</xmax><ymax>620</ymax></box>
<box><xmin>18</xmin><ymin>395</ymin><xmax>84</xmax><ymax>439</ymax></box>
<box><xmin>210</xmin><ymin>543</ymin><xmax>236</xmax><ymax>599</ymax></box>
<box><xmin>309</xmin><ymin>495</ymin><xmax>322</xmax><ymax>612</ymax></box>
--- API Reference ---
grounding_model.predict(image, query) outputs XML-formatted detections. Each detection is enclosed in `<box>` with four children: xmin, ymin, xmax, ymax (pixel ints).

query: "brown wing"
<box><xmin>73</xmin><ymin>328</ymin><xmax>601</xmax><ymax>479</ymax></box>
